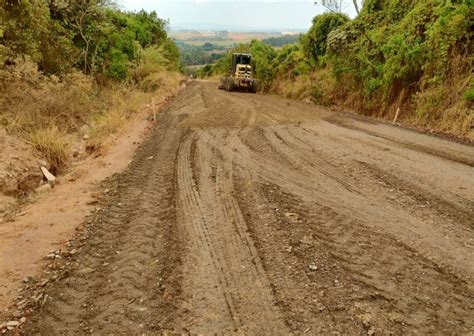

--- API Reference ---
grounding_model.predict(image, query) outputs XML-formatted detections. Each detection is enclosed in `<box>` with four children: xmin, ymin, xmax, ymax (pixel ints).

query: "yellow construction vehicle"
<box><xmin>219</xmin><ymin>53</ymin><xmax>259</xmax><ymax>93</ymax></box>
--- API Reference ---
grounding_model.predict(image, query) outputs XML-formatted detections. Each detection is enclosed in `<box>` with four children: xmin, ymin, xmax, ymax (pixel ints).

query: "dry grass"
<box><xmin>1</xmin><ymin>60</ymin><xmax>95</xmax><ymax>171</ymax></box>
<box><xmin>1</xmin><ymin>58</ymin><xmax>183</xmax><ymax>172</ymax></box>
<box><xmin>269</xmin><ymin>75</ymin><xmax>313</xmax><ymax>100</ymax></box>
<box><xmin>87</xmin><ymin>65</ymin><xmax>183</xmax><ymax>151</ymax></box>
<box><xmin>85</xmin><ymin>89</ymin><xmax>145</xmax><ymax>151</ymax></box>
<box><xmin>413</xmin><ymin>85</ymin><xmax>460</xmax><ymax>132</ymax></box>
<box><xmin>411</xmin><ymin>55</ymin><xmax>473</xmax><ymax>136</ymax></box>
<box><xmin>29</xmin><ymin>126</ymin><xmax>70</xmax><ymax>174</ymax></box>
<box><xmin>269</xmin><ymin>69</ymin><xmax>337</xmax><ymax>105</ymax></box>
<box><xmin>131</xmin><ymin>46</ymin><xmax>183</xmax><ymax>92</ymax></box>
<box><xmin>1</xmin><ymin>62</ymin><xmax>96</xmax><ymax>135</ymax></box>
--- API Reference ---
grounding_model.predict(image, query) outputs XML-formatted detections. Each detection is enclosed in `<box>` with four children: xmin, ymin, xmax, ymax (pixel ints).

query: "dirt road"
<box><xmin>23</xmin><ymin>82</ymin><xmax>474</xmax><ymax>334</ymax></box>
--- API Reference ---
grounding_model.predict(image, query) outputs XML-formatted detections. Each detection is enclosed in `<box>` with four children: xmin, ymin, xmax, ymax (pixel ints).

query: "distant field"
<box><xmin>170</xmin><ymin>31</ymin><xmax>283</xmax><ymax>46</ymax></box>
<box><xmin>187</xmin><ymin>64</ymin><xmax>207</xmax><ymax>69</ymax></box>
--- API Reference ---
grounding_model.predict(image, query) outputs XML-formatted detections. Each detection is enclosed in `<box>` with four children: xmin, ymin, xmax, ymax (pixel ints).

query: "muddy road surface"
<box><xmin>24</xmin><ymin>82</ymin><xmax>474</xmax><ymax>334</ymax></box>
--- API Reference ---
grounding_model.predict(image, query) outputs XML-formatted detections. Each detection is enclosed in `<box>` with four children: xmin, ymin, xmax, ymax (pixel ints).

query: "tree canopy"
<box><xmin>0</xmin><ymin>1</ymin><xmax>179</xmax><ymax>80</ymax></box>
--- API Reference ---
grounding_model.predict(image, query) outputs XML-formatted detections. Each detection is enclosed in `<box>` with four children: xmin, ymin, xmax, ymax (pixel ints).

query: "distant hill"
<box><xmin>169</xmin><ymin>23</ymin><xmax>307</xmax><ymax>34</ymax></box>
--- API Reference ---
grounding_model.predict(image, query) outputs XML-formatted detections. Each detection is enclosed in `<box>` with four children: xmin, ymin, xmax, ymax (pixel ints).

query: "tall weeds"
<box><xmin>29</xmin><ymin>126</ymin><xmax>69</xmax><ymax>174</ymax></box>
<box><xmin>1</xmin><ymin>58</ymin><xmax>182</xmax><ymax>172</ymax></box>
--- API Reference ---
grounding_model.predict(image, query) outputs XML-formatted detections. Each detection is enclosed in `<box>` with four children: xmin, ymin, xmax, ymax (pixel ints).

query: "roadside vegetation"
<box><xmin>261</xmin><ymin>34</ymin><xmax>301</xmax><ymax>47</ymax></box>
<box><xmin>0</xmin><ymin>1</ymin><xmax>182</xmax><ymax>175</ymax></box>
<box><xmin>178</xmin><ymin>42</ymin><xmax>226</xmax><ymax>66</ymax></box>
<box><xmin>202</xmin><ymin>0</ymin><xmax>473</xmax><ymax>137</ymax></box>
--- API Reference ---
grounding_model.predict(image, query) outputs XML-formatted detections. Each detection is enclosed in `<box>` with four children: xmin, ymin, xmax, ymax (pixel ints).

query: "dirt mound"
<box><xmin>0</xmin><ymin>129</ymin><xmax>43</xmax><ymax>211</ymax></box>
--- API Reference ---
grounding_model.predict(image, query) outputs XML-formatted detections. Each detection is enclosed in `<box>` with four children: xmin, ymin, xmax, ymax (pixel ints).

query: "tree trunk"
<box><xmin>353</xmin><ymin>0</ymin><xmax>360</xmax><ymax>14</ymax></box>
<box><xmin>84</xmin><ymin>41</ymin><xmax>89</xmax><ymax>74</ymax></box>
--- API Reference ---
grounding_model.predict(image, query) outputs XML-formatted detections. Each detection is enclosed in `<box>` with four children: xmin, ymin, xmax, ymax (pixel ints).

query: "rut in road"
<box><xmin>25</xmin><ymin>82</ymin><xmax>474</xmax><ymax>335</ymax></box>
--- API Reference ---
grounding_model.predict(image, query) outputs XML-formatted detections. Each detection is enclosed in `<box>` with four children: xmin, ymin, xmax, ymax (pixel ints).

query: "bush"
<box><xmin>130</xmin><ymin>46</ymin><xmax>167</xmax><ymax>83</ymax></box>
<box><xmin>250</xmin><ymin>40</ymin><xmax>277</xmax><ymax>89</ymax></box>
<box><xmin>1</xmin><ymin>2</ymin><xmax>178</xmax><ymax>81</ymax></box>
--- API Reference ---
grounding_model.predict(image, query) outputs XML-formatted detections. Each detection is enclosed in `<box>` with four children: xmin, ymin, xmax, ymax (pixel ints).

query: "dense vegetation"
<box><xmin>261</xmin><ymin>34</ymin><xmax>301</xmax><ymax>47</ymax></box>
<box><xmin>203</xmin><ymin>0</ymin><xmax>473</xmax><ymax>137</ymax></box>
<box><xmin>0</xmin><ymin>0</ymin><xmax>182</xmax><ymax>172</ymax></box>
<box><xmin>178</xmin><ymin>42</ymin><xmax>225</xmax><ymax>66</ymax></box>
<box><xmin>0</xmin><ymin>1</ymin><xmax>179</xmax><ymax>79</ymax></box>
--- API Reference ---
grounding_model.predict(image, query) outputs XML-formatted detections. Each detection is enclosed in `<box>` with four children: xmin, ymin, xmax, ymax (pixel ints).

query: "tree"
<box><xmin>70</xmin><ymin>1</ymin><xmax>101</xmax><ymax>73</ymax></box>
<box><xmin>303</xmin><ymin>12</ymin><xmax>349</xmax><ymax>60</ymax></box>
<box><xmin>249</xmin><ymin>40</ymin><xmax>277</xmax><ymax>88</ymax></box>
<box><xmin>1</xmin><ymin>0</ymin><xmax>178</xmax><ymax>80</ymax></box>
<box><xmin>352</xmin><ymin>0</ymin><xmax>360</xmax><ymax>14</ymax></box>
<box><xmin>1</xmin><ymin>0</ymin><xmax>78</xmax><ymax>73</ymax></box>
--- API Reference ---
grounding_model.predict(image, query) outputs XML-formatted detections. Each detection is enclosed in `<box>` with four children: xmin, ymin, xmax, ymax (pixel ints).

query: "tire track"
<box><xmin>265</xmin><ymin>127</ymin><xmax>361</xmax><ymax>194</ymax></box>
<box><xmin>324</xmin><ymin>115</ymin><xmax>474</xmax><ymax>167</ymax></box>
<box><xmin>24</xmin><ymin>117</ymin><xmax>185</xmax><ymax>334</ymax></box>
<box><xmin>19</xmin><ymin>81</ymin><xmax>474</xmax><ymax>335</ymax></box>
<box><xmin>233</xmin><ymin>175</ymin><xmax>474</xmax><ymax>334</ymax></box>
<box><xmin>174</xmin><ymin>130</ymin><xmax>288</xmax><ymax>334</ymax></box>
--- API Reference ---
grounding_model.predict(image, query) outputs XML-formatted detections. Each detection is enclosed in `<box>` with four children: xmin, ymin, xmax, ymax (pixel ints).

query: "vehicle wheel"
<box><xmin>225</xmin><ymin>78</ymin><xmax>231</xmax><ymax>92</ymax></box>
<box><xmin>250</xmin><ymin>80</ymin><xmax>259</xmax><ymax>93</ymax></box>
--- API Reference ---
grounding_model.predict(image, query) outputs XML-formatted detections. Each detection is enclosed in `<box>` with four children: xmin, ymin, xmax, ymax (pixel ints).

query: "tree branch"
<box><xmin>353</xmin><ymin>0</ymin><xmax>360</xmax><ymax>14</ymax></box>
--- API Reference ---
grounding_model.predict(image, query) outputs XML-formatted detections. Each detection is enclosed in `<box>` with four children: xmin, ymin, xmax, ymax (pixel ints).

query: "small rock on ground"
<box><xmin>40</xmin><ymin>167</ymin><xmax>56</xmax><ymax>185</ymax></box>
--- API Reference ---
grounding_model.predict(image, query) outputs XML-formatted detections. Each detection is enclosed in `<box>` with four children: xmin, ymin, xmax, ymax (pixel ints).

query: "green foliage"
<box><xmin>272</xmin><ymin>44</ymin><xmax>312</xmax><ymax>78</ymax></box>
<box><xmin>177</xmin><ymin>41</ymin><xmax>225</xmax><ymax>66</ymax></box>
<box><xmin>0</xmin><ymin>0</ymin><xmax>77</xmax><ymax>73</ymax></box>
<box><xmin>303</xmin><ymin>12</ymin><xmax>349</xmax><ymax>60</ymax></box>
<box><xmin>200</xmin><ymin>64</ymin><xmax>214</xmax><ymax>77</ymax></box>
<box><xmin>106</xmin><ymin>47</ymin><xmax>129</xmax><ymax>80</ymax></box>
<box><xmin>423</xmin><ymin>2</ymin><xmax>472</xmax><ymax>79</ymax></box>
<box><xmin>85</xmin><ymin>9</ymin><xmax>174</xmax><ymax>80</ymax></box>
<box><xmin>261</xmin><ymin>34</ymin><xmax>301</xmax><ymax>47</ymax></box>
<box><xmin>162</xmin><ymin>37</ymin><xmax>180</xmax><ymax>70</ymax></box>
<box><xmin>0</xmin><ymin>1</ymin><xmax>179</xmax><ymax>81</ymax></box>
<box><xmin>363</xmin><ymin>0</ymin><xmax>384</xmax><ymax>13</ymax></box>
<box><xmin>465</xmin><ymin>86</ymin><xmax>474</xmax><ymax>102</ymax></box>
<box><xmin>325</xmin><ymin>0</ymin><xmax>473</xmax><ymax>103</ymax></box>
<box><xmin>249</xmin><ymin>40</ymin><xmax>277</xmax><ymax>88</ymax></box>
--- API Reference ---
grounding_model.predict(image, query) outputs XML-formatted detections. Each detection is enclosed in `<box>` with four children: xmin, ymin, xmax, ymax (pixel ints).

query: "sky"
<box><xmin>118</xmin><ymin>1</ymin><xmax>356</xmax><ymax>32</ymax></box>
